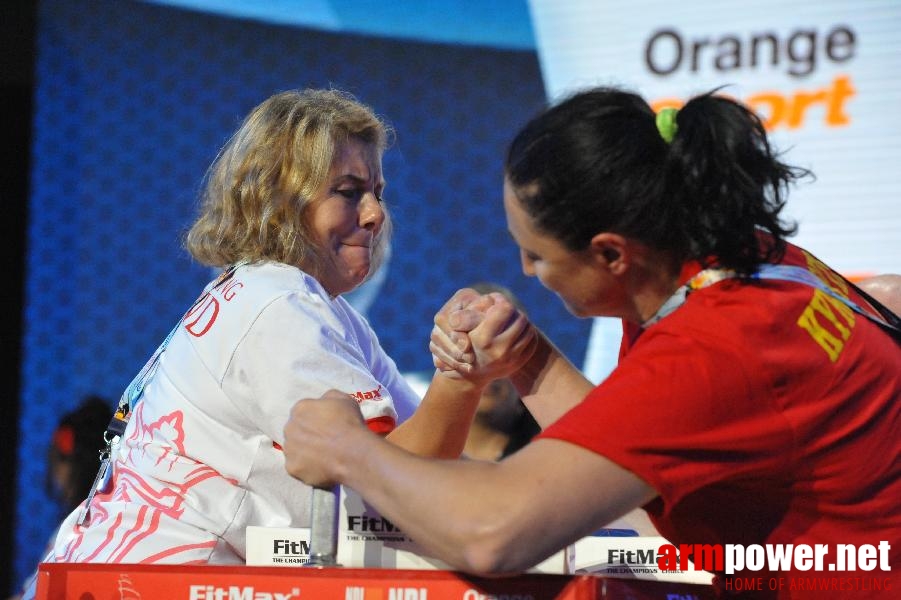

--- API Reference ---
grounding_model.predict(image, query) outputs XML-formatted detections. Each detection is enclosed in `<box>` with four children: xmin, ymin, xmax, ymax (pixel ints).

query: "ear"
<box><xmin>589</xmin><ymin>232</ymin><xmax>629</xmax><ymax>275</ymax></box>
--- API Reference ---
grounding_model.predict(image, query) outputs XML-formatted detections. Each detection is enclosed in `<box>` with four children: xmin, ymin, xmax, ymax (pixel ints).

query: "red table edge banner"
<box><xmin>35</xmin><ymin>562</ymin><xmax>717</xmax><ymax>600</ymax></box>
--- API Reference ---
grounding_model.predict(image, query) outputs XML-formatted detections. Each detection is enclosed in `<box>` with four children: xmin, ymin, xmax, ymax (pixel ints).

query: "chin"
<box><xmin>561</xmin><ymin>299</ymin><xmax>590</xmax><ymax>318</ymax></box>
<box><xmin>341</xmin><ymin>273</ymin><xmax>371</xmax><ymax>295</ymax></box>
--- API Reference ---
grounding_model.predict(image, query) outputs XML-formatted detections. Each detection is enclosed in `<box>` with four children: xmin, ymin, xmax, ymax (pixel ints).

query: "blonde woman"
<box><xmin>39</xmin><ymin>89</ymin><xmax>524</xmax><ymax>569</ymax></box>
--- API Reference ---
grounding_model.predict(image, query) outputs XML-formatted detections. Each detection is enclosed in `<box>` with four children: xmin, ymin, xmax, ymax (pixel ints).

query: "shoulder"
<box><xmin>234</xmin><ymin>264</ymin><xmax>382</xmax><ymax>357</ymax></box>
<box><xmin>236</xmin><ymin>261</ymin><xmax>321</xmax><ymax>298</ymax></box>
<box><xmin>233</xmin><ymin>263</ymin><xmax>377</xmax><ymax>335</ymax></box>
<box><xmin>857</xmin><ymin>274</ymin><xmax>901</xmax><ymax>316</ymax></box>
<box><xmin>184</xmin><ymin>262</ymin><xmax>340</xmax><ymax>344</ymax></box>
<box><xmin>229</xmin><ymin>262</ymin><xmax>337</xmax><ymax>319</ymax></box>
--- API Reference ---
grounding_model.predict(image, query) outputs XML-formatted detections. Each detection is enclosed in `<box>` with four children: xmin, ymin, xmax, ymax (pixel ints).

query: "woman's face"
<box><xmin>503</xmin><ymin>178</ymin><xmax>623</xmax><ymax>318</ymax></box>
<box><xmin>307</xmin><ymin>138</ymin><xmax>386</xmax><ymax>297</ymax></box>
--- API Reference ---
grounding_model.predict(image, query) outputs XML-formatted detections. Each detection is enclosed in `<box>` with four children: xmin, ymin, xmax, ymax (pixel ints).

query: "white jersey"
<box><xmin>48</xmin><ymin>261</ymin><xmax>419</xmax><ymax>564</ymax></box>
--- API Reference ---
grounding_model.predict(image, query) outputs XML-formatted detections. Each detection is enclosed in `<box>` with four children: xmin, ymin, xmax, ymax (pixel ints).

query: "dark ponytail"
<box><xmin>505</xmin><ymin>86</ymin><xmax>808</xmax><ymax>276</ymax></box>
<box><xmin>666</xmin><ymin>90</ymin><xmax>805</xmax><ymax>274</ymax></box>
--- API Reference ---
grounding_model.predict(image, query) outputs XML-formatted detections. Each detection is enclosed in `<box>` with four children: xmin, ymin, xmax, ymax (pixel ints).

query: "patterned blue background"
<box><xmin>13</xmin><ymin>0</ymin><xmax>591</xmax><ymax>585</ymax></box>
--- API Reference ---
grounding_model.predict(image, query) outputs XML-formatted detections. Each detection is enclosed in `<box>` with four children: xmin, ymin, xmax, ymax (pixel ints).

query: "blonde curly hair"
<box><xmin>185</xmin><ymin>89</ymin><xmax>393</xmax><ymax>279</ymax></box>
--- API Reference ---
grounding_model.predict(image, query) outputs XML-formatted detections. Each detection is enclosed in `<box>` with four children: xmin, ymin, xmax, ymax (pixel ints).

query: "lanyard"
<box><xmin>643</xmin><ymin>264</ymin><xmax>901</xmax><ymax>340</ymax></box>
<box><xmin>755</xmin><ymin>265</ymin><xmax>901</xmax><ymax>339</ymax></box>
<box><xmin>642</xmin><ymin>268</ymin><xmax>735</xmax><ymax>327</ymax></box>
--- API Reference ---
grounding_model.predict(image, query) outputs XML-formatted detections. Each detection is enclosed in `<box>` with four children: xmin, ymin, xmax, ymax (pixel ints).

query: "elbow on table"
<box><xmin>455</xmin><ymin>520</ymin><xmax>537</xmax><ymax>576</ymax></box>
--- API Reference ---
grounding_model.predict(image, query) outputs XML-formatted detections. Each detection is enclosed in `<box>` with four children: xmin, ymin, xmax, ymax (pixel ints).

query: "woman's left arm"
<box><xmin>284</xmin><ymin>391</ymin><xmax>657</xmax><ymax>574</ymax></box>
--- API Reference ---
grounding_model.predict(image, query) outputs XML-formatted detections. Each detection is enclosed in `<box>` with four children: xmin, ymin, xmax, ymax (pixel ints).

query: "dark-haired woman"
<box><xmin>283</xmin><ymin>87</ymin><xmax>900</xmax><ymax>598</ymax></box>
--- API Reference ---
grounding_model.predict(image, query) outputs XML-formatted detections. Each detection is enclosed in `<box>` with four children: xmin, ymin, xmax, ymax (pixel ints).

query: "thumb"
<box><xmin>449</xmin><ymin>308</ymin><xmax>484</xmax><ymax>331</ymax></box>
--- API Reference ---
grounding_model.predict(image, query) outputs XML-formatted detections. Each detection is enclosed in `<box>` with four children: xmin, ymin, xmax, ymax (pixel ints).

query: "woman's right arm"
<box><xmin>508</xmin><ymin>330</ymin><xmax>595</xmax><ymax>427</ymax></box>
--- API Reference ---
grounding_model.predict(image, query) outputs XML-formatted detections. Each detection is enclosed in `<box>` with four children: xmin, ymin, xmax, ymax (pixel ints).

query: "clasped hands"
<box><xmin>283</xmin><ymin>288</ymin><xmax>537</xmax><ymax>487</ymax></box>
<box><xmin>428</xmin><ymin>287</ymin><xmax>537</xmax><ymax>385</ymax></box>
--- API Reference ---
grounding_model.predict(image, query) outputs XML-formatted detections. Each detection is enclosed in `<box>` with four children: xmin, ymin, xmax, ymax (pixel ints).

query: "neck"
<box><xmin>626</xmin><ymin>254</ymin><xmax>685</xmax><ymax>324</ymax></box>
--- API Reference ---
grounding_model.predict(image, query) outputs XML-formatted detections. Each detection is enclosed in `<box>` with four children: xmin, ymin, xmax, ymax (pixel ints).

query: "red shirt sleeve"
<box><xmin>539</xmin><ymin>314</ymin><xmax>793</xmax><ymax>513</ymax></box>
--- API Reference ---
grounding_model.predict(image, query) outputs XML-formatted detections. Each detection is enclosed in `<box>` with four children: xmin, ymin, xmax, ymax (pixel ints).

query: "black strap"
<box><xmin>844</xmin><ymin>279</ymin><xmax>901</xmax><ymax>342</ymax></box>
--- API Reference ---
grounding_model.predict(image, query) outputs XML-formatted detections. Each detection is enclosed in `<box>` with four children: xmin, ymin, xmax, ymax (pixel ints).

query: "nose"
<box><xmin>359</xmin><ymin>193</ymin><xmax>385</xmax><ymax>233</ymax></box>
<box><xmin>519</xmin><ymin>249</ymin><xmax>535</xmax><ymax>277</ymax></box>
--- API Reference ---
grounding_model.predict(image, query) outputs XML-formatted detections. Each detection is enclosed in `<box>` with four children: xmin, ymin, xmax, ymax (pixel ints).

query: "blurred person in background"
<box><xmin>462</xmin><ymin>283</ymin><xmax>540</xmax><ymax>462</ymax></box>
<box><xmin>45</xmin><ymin>395</ymin><xmax>114</xmax><ymax>514</ymax></box>
<box><xmin>857</xmin><ymin>274</ymin><xmax>901</xmax><ymax>316</ymax></box>
<box><xmin>10</xmin><ymin>395</ymin><xmax>112</xmax><ymax>600</ymax></box>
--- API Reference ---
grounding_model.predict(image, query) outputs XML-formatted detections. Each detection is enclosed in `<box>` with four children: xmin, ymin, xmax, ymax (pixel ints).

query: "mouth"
<box><xmin>340</xmin><ymin>235</ymin><xmax>373</xmax><ymax>249</ymax></box>
<box><xmin>337</xmin><ymin>242</ymin><xmax>374</xmax><ymax>266</ymax></box>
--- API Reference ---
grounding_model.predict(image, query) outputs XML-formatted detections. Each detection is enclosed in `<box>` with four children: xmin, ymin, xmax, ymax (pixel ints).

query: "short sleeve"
<box><xmin>223</xmin><ymin>291</ymin><xmax>399</xmax><ymax>444</ymax></box>
<box><xmin>540</xmin><ymin>328</ymin><xmax>794</xmax><ymax>511</ymax></box>
<box><xmin>331</xmin><ymin>296</ymin><xmax>422</xmax><ymax>424</ymax></box>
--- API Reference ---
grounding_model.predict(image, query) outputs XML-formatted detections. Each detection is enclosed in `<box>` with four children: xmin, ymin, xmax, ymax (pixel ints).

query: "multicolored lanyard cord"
<box><xmin>77</xmin><ymin>262</ymin><xmax>245</xmax><ymax>526</ymax></box>
<box><xmin>754</xmin><ymin>265</ymin><xmax>900</xmax><ymax>339</ymax></box>
<box><xmin>642</xmin><ymin>268</ymin><xmax>736</xmax><ymax>327</ymax></box>
<box><xmin>643</xmin><ymin>264</ymin><xmax>901</xmax><ymax>341</ymax></box>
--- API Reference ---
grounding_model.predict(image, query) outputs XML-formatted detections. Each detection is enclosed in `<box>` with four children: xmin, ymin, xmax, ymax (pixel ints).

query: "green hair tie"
<box><xmin>655</xmin><ymin>107</ymin><xmax>679</xmax><ymax>144</ymax></box>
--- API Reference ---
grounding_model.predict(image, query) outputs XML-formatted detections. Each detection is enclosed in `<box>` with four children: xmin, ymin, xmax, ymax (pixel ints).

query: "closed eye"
<box><xmin>337</xmin><ymin>188</ymin><xmax>363</xmax><ymax>201</ymax></box>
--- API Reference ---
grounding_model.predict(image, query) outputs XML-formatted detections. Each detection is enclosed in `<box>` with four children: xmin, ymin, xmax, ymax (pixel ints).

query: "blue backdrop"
<box><xmin>14</xmin><ymin>0</ymin><xmax>592</xmax><ymax>584</ymax></box>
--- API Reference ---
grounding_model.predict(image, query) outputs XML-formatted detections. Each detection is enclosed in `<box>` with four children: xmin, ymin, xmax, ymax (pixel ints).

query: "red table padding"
<box><xmin>35</xmin><ymin>562</ymin><xmax>717</xmax><ymax>599</ymax></box>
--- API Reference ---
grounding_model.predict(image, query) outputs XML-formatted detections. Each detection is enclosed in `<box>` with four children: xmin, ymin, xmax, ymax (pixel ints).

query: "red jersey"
<box><xmin>540</xmin><ymin>243</ymin><xmax>900</xmax><ymax>598</ymax></box>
